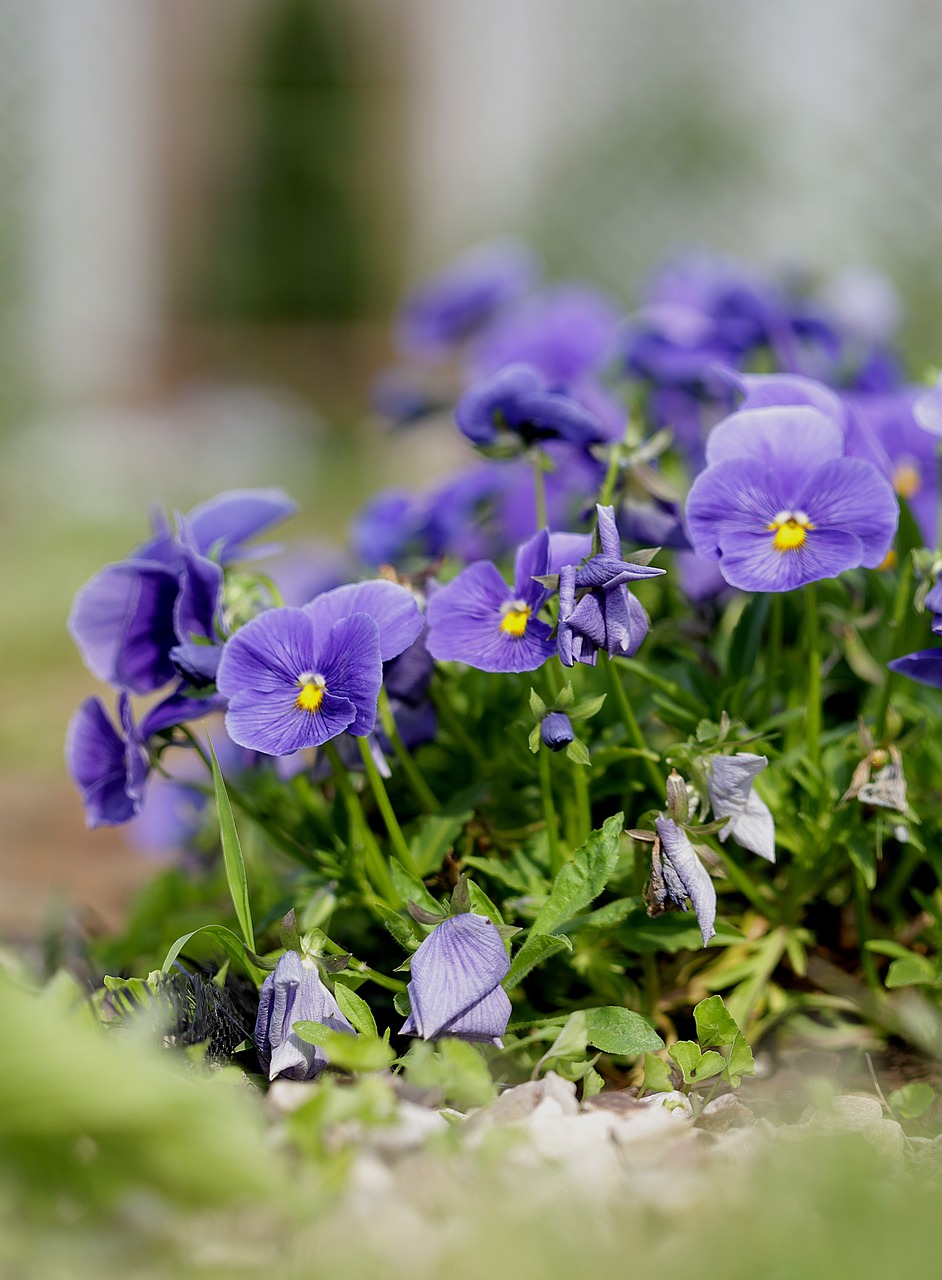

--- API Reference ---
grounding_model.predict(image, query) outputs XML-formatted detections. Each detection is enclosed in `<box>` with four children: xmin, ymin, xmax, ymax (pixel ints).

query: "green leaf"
<box><xmin>555</xmin><ymin>683</ymin><xmax>575</xmax><ymax>709</ymax></box>
<box><xmin>668</xmin><ymin>1040</ymin><xmax>702</xmax><ymax>1083</ymax></box>
<box><xmin>321</xmin><ymin>1031</ymin><xmax>395</xmax><ymax>1074</ymax></box>
<box><xmin>570</xmin><ymin>896</ymin><xmax>640</xmax><ymax>932</ymax></box>
<box><xmin>725</xmin><ymin>1032</ymin><xmax>756</xmax><ymax>1088</ymax></box>
<box><xmin>389</xmin><ymin>858</ymin><xmax>440</xmax><ymax>915</ymax></box>
<box><xmin>207</xmin><ymin>737</ymin><xmax>255</xmax><ymax>953</ymax></box>
<box><xmin>292</xmin><ymin>1019</ymin><xmax>330</xmax><ymax>1047</ymax></box>
<box><xmin>581</xmin><ymin>1067</ymin><xmax>605</xmax><ymax>1100</ymax></box>
<box><xmin>332</xmin><ymin>982</ymin><xmax>378</xmax><ymax>1037</ymax></box>
<box><xmin>536</xmin><ymin>1010</ymin><xmax>589</xmax><ymax>1074</ymax></box>
<box><xmin>402</xmin><ymin>1039</ymin><xmax>497</xmax><ymax>1109</ymax></box>
<box><xmin>375</xmin><ymin>903</ymin><xmax>421</xmax><ymax>952</ymax></box>
<box><xmin>468</xmin><ymin>882</ymin><xmax>505</xmax><ymax>928</ymax></box>
<box><xmin>886</xmin><ymin>955</ymin><xmax>938</xmax><ymax>988</ymax></box>
<box><xmin>529</xmin><ymin>724</ymin><xmax>542</xmax><ymax>753</ymax></box>
<box><xmin>584</xmin><ymin>1006</ymin><xmax>664</xmax><ymax>1056</ymax></box>
<box><xmin>693</xmin><ymin>994</ymin><xmax>741</xmax><ymax>1048</ymax></box>
<box><xmin>393</xmin><ymin>990</ymin><xmax>411</xmax><ymax>1018</ymax></box>
<box><xmin>160</xmin><ymin>924</ymin><xmax>266</xmax><ymax>984</ymax></box>
<box><xmin>888</xmin><ymin>1082</ymin><xmax>935</xmax><ymax>1120</ymax></box>
<box><xmin>566</xmin><ymin>739</ymin><xmax>591</xmax><ymax>766</ymax></box>
<box><xmin>693</xmin><ymin>1051</ymin><xmax>726</xmax><ymax>1082</ymax></box>
<box><xmin>848</xmin><ymin>841</ymin><xmax>878</xmax><ymax>892</ymax></box>
<box><xmin>408</xmin><ymin>788</ymin><xmax>483</xmax><ymax>876</ymax></box>
<box><xmin>530</xmin><ymin>813</ymin><xmax>624</xmax><ymax>937</ymax></box>
<box><xmin>617</xmin><ymin>911</ymin><xmax>744</xmax><ymax>954</ymax></box>
<box><xmin>503</xmin><ymin>932</ymin><xmax>573</xmax><ymax>991</ymax></box>
<box><xmin>642</xmin><ymin>1052</ymin><xmax>674</xmax><ymax>1094</ymax></box>
<box><xmin>568</xmin><ymin>694</ymin><xmax>606</xmax><ymax>722</ymax></box>
<box><xmin>529</xmin><ymin>687</ymin><xmax>548</xmax><ymax>717</ymax></box>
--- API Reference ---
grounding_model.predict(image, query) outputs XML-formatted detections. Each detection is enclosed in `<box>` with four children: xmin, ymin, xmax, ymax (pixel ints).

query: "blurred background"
<box><xmin>3</xmin><ymin>0</ymin><xmax>942</xmax><ymax>940</ymax></box>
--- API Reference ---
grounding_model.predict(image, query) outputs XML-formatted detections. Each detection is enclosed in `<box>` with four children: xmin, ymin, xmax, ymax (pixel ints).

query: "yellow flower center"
<box><xmin>296</xmin><ymin>672</ymin><xmax>326</xmax><ymax>713</ymax></box>
<box><xmin>500</xmin><ymin>600</ymin><xmax>531</xmax><ymax>637</ymax></box>
<box><xmin>893</xmin><ymin>462</ymin><xmax>922</xmax><ymax>499</ymax></box>
<box><xmin>767</xmin><ymin>509</ymin><xmax>814</xmax><ymax>553</ymax></box>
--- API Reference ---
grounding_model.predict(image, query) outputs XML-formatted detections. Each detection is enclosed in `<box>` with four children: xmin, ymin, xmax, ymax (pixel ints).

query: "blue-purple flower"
<box><xmin>706</xmin><ymin>753</ymin><xmax>776</xmax><ymax>863</ymax></box>
<box><xmin>217</xmin><ymin>581</ymin><xmax>423</xmax><ymax>755</ymax></box>
<box><xmin>685</xmin><ymin>406</ymin><xmax>898</xmax><ymax>592</ymax></box>
<box><xmin>425</xmin><ymin>530</ymin><xmax>555</xmax><ymax>673</ymax></box>
<box><xmin>456</xmin><ymin>364</ymin><xmax>607</xmax><ymax>450</ymax></box>
<box><xmin>254</xmin><ymin>951</ymin><xmax>355</xmax><ymax>1081</ymax></box>
<box><xmin>399</xmin><ymin>913</ymin><xmax>511</xmax><ymax>1045</ymax></box>
<box><xmin>557</xmin><ymin>505</ymin><xmax>665</xmax><ymax>667</ymax></box>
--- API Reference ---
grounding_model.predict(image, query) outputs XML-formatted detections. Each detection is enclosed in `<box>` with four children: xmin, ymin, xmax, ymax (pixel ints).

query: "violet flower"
<box><xmin>254</xmin><ymin>951</ymin><xmax>355</xmax><ymax>1081</ymax></box>
<box><xmin>557</xmin><ymin>505</ymin><xmax>665</xmax><ymax>667</ymax></box>
<box><xmin>425</xmin><ymin>529</ymin><xmax>555</xmax><ymax>673</ymax></box>
<box><xmin>888</xmin><ymin>648</ymin><xmax>942</xmax><ymax>689</ymax></box>
<box><xmin>399</xmin><ymin>913</ymin><xmax>511</xmax><ymax>1045</ymax></box>
<box><xmin>706</xmin><ymin>753</ymin><xmax>776</xmax><ymax>863</ymax></box>
<box><xmin>540</xmin><ymin>711</ymin><xmax>574</xmax><ymax>752</ymax></box>
<box><xmin>455</xmin><ymin>363</ymin><xmax>607</xmax><ymax>450</ymax></box>
<box><xmin>217</xmin><ymin>581</ymin><xmax>423</xmax><ymax>755</ymax></box>
<box><xmin>685</xmin><ymin>406</ymin><xmax>898</xmax><ymax>592</ymax></box>
<box><xmin>651</xmin><ymin>815</ymin><xmax>716</xmax><ymax>947</ymax></box>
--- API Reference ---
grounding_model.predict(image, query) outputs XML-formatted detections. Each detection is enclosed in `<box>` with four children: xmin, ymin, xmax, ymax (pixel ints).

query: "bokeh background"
<box><xmin>3</xmin><ymin>0</ymin><xmax>942</xmax><ymax>941</ymax></box>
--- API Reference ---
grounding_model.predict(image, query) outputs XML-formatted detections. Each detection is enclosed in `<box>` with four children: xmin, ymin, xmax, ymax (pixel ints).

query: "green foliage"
<box><xmin>401</xmin><ymin>1039</ymin><xmax>498</xmax><ymax>1110</ymax></box>
<box><xmin>208</xmin><ymin>737</ymin><xmax>256</xmax><ymax>953</ymax></box>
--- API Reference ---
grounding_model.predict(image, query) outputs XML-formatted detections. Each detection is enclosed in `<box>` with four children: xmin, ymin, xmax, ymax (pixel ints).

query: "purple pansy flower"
<box><xmin>706</xmin><ymin>753</ymin><xmax>776</xmax><ymax>863</ymax></box>
<box><xmin>455</xmin><ymin>364</ymin><xmax>607</xmax><ymax>450</ymax></box>
<box><xmin>399</xmin><ymin>913</ymin><xmax>511</xmax><ymax>1046</ymax></box>
<box><xmin>254</xmin><ymin>951</ymin><xmax>355</xmax><ymax>1081</ymax></box>
<box><xmin>397</xmin><ymin>238</ymin><xmax>538</xmax><ymax>360</ymax></box>
<box><xmin>685</xmin><ymin>406</ymin><xmax>898</xmax><ymax>592</ymax></box>
<box><xmin>652</xmin><ymin>815</ymin><xmax>716</xmax><ymax>947</ymax></box>
<box><xmin>217</xmin><ymin>581</ymin><xmax>423</xmax><ymax>755</ymax></box>
<box><xmin>557</xmin><ymin>505</ymin><xmax>665</xmax><ymax>667</ymax></box>
<box><xmin>425</xmin><ymin>529</ymin><xmax>555</xmax><ymax>673</ymax></box>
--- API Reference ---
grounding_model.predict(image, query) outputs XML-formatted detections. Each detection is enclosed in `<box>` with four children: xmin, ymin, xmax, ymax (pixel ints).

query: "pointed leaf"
<box><xmin>584</xmin><ymin>1006</ymin><xmax>663</xmax><ymax>1055</ymax></box>
<box><xmin>503</xmin><ymin>932</ymin><xmax>573</xmax><ymax>991</ymax></box>
<box><xmin>332</xmin><ymin>982</ymin><xmax>378</xmax><ymax>1037</ymax></box>
<box><xmin>693</xmin><ymin>994</ymin><xmax>741</xmax><ymax>1048</ymax></box>
<box><xmin>207</xmin><ymin>736</ymin><xmax>255</xmax><ymax>953</ymax></box>
<box><xmin>531</xmin><ymin>813</ymin><xmax>624</xmax><ymax>936</ymax></box>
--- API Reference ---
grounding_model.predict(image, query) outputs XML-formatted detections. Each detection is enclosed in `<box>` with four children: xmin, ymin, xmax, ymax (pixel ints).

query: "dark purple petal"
<box><xmin>139</xmin><ymin>687</ymin><xmax>227</xmax><ymax>739</ymax></box>
<box><xmin>186</xmin><ymin>489</ymin><xmax>297</xmax><ymax>562</ymax></box>
<box><xmin>602</xmin><ymin>587</ymin><xmax>650</xmax><ymax>658</ymax></box>
<box><xmin>888</xmin><ymin>648</ymin><xmax>942</xmax><ymax>689</ymax></box>
<box><xmin>707</xmin><ymin>753</ymin><xmax>775</xmax><ymax>863</ymax></box>
<box><xmin>548</xmin><ymin>532</ymin><xmax>592</xmax><ymax>574</ymax></box>
<box><xmin>513</xmin><ymin>528</ymin><xmax>552</xmax><ymax>604</ymax></box>
<box><xmin>567</xmin><ymin>592</ymin><xmax>607</xmax><ymax>646</ymax></box>
<box><xmin>541</xmin><ymin>712</ymin><xmax>574</xmax><ymax>751</ymax></box>
<box><xmin>455</xmin><ymin>364</ymin><xmax>543</xmax><ymax>445</ymax></box>
<box><xmin>216</xmin><ymin>608</ymin><xmax>318</xmax><ymax>698</ymax></box>
<box><xmin>170</xmin><ymin>641</ymin><xmax>223</xmax><ymax>686</ymax></box>
<box><xmin>503</xmin><ymin>389</ymin><xmax>606</xmax><ymax>446</ymax></box>
<box><xmin>556</xmin><ymin>565</ymin><xmax>577</xmax><ymax>668</ymax></box>
<box><xmin>705</xmin><ymin>406</ymin><xmax>844</xmax><ymax>470</ymax></box>
<box><xmin>403</xmin><ymin>914</ymin><xmax>510</xmax><ymax>1041</ymax></box>
<box><xmin>654</xmin><ymin>816</ymin><xmax>716</xmax><ymax>946</ymax></box>
<box><xmin>302</xmin><ymin>580</ymin><xmax>423</xmax><ymax>663</ymax></box>
<box><xmin>315</xmin><ymin>613</ymin><xmax>384</xmax><ymax>737</ymax></box>
<box><xmin>796</xmin><ymin>457</ymin><xmax>899</xmax><ymax>569</ymax></box>
<box><xmin>173</xmin><ymin>541</ymin><xmax>223</xmax><ymax>644</ymax></box>
<box><xmin>715</xmin><ymin>526</ymin><xmax>862</xmax><ymax>592</ymax></box>
<box><xmin>69</xmin><ymin>560</ymin><xmax>181</xmax><ymax>694</ymax></box>
<box><xmin>383</xmin><ymin>631</ymin><xmax>434</xmax><ymax>704</ymax></box>
<box><xmin>66</xmin><ymin>696</ymin><xmax>146</xmax><ymax>828</ymax></box>
<box><xmin>254</xmin><ymin>951</ymin><xmax>355</xmax><ymax>1082</ymax></box>
<box><xmin>574</xmin><ymin>556</ymin><xmax>665</xmax><ymax>589</ymax></box>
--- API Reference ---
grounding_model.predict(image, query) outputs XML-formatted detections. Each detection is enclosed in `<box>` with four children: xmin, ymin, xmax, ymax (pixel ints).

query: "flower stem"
<box><xmin>761</xmin><ymin>592</ymin><xmax>784</xmax><ymax>723</ymax></box>
<box><xmin>356</xmin><ymin>735</ymin><xmax>422</xmax><ymax>878</ymax></box>
<box><xmin>598</xmin><ymin>439</ymin><xmax>624</xmax><ymax>510</ymax></box>
<box><xmin>876</xmin><ymin>552</ymin><xmax>914</xmax><ymax>739</ymax></box>
<box><xmin>539</xmin><ymin>746</ymin><xmax>564</xmax><ymax>876</ymax></box>
<box><xmin>531</xmin><ymin>450</ymin><xmax>549</xmax><ymax>531</ymax></box>
<box><xmin>323</xmin><ymin>740</ymin><xmax>397</xmax><ymax>906</ymax></box>
<box><xmin>604</xmin><ymin>654</ymin><xmax>663</xmax><ymax>795</ymax></box>
<box><xmin>804</xmin><ymin>582</ymin><xmax>822</xmax><ymax>771</ymax></box>
<box><xmin>376</xmin><ymin>688</ymin><xmax>439</xmax><ymax>813</ymax></box>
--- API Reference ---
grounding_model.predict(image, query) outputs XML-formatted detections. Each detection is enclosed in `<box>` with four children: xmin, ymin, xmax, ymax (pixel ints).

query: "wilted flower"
<box><xmin>217</xmin><ymin>581</ymin><xmax>423</xmax><ymax>755</ymax></box>
<box><xmin>557</xmin><ymin>504</ymin><xmax>665</xmax><ymax>667</ymax></box>
<box><xmin>649</xmin><ymin>815</ymin><xmax>716</xmax><ymax>947</ymax></box>
<box><xmin>400</xmin><ymin>913</ymin><xmax>511</xmax><ymax>1045</ymax></box>
<box><xmin>254</xmin><ymin>951</ymin><xmax>355</xmax><ymax>1081</ymax></box>
<box><xmin>685</xmin><ymin>406</ymin><xmax>898</xmax><ymax>592</ymax></box>
<box><xmin>456</xmin><ymin>363</ymin><xmax>607</xmax><ymax>450</ymax></box>
<box><xmin>426</xmin><ymin>529</ymin><xmax>556</xmax><ymax>673</ymax></box>
<box><xmin>706</xmin><ymin>753</ymin><xmax>776</xmax><ymax>862</ymax></box>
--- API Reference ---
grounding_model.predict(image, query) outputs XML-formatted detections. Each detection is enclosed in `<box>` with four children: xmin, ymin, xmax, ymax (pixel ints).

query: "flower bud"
<box><xmin>541</xmin><ymin>711</ymin><xmax>575</xmax><ymax>752</ymax></box>
<box><xmin>254</xmin><ymin>951</ymin><xmax>355</xmax><ymax>1081</ymax></box>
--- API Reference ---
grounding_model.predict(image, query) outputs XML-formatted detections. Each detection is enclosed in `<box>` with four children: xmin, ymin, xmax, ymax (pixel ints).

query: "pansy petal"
<box><xmin>455</xmin><ymin>364</ymin><xmax>542</xmax><ymax>445</ymax></box>
<box><xmin>139</xmin><ymin>687</ymin><xmax>227</xmax><ymax>739</ymax></box>
<box><xmin>69</xmin><ymin>560</ymin><xmax>181</xmax><ymax>694</ymax></box>
<box><xmin>441</xmin><ymin>984</ymin><xmax>512</xmax><ymax>1046</ymax></box>
<box><xmin>654</xmin><ymin>816</ymin><xmax>716</xmax><ymax>946</ymax></box>
<box><xmin>66</xmin><ymin>697</ymin><xmax>144</xmax><ymax>828</ymax></box>
<box><xmin>715</xmin><ymin>526</ymin><xmax>861</xmax><ymax>591</ymax></box>
<box><xmin>303</xmin><ymin>580</ymin><xmax>422</xmax><ymax>663</ymax></box>
<box><xmin>796</xmin><ymin>457</ymin><xmax>899</xmax><ymax>568</ymax></box>
<box><xmin>226</xmin><ymin>687</ymin><xmax>356</xmax><ymax>755</ymax></box>
<box><xmin>708</xmin><ymin>753</ymin><xmax>775</xmax><ymax>862</ymax></box>
<box><xmin>888</xmin><ymin>648</ymin><xmax>942</xmax><ymax>689</ymax></box>
<box><xmin>603</xmin><ymin>588</ymin><xmax>649</xmax><ymax>658</ymax></box>
<box><xmin>186</xmin><ymin>489</ymin><xmax>297</xmax><ymax>562</ymax></box>
<box><xmin>513</xmin><ymin>528</ymin><xmax>551</xmax><ymax>600</ymax></box>
<box><xmin>596</xmin><ymin>503</ymin><xmax>621</xmax><ymax>558</ymax></box>
<box><xmin>216</xmin><ymin>608</ymin><xmax>318</xmax><ymax>697</ymax></box>
<box><xmin>548</xmin><ymin>532</ymin><xmax>592</xmax><ymax>574</ymax></box>
<box><xmin>407</xmin><ymin>914</ymin><xmax>509</xmax><ymax>1039</ymax></box>
<box><xmin>170</xmin><ymin>641</ymin><xmax>223</xmax><ymax>686</ymax></box>
<box><xmin>173</xmin><ymin>543</ymin><xmax>222</xmax><ymax>644</ymax></box>
<box><xmin>685</xmin><ymin>458</ymin><xmax>790</xmax><ymax>560</ymax></box>
<box><xmin>315</xmin><ymin>613</ymin><xmax>384</xmax><ymax>736</ymax></box>
<box><xmin>705</xmin><ymin>406</ymin><xmax>844</xmax><ymax>470</ymax></box>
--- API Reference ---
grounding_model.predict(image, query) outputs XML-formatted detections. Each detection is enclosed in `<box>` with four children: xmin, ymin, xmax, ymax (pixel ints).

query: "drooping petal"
<box><xmin>547</xmin><ymin>532</ymin><xmax>592</xmax><ymax>574</ymax></box>
<box><xmin>66</xmin><ymin>696</ymin><xmax>146</xmax><ymax>828</ymax></box>
<box><xmin>707</xmin><ymin>753</ymin><xmax>775</xmax><ymax>863</ymax></box>
<box><xmin>440</xmin><ymin>984</ymin><xmax>512</xmax><ymax>1046</ymax></box>
<box><xmin>185</xmin><ymin>489</ymin><xmax>297</xmax><ymax>562</ymax></box>
<box><xmin>303</xmin><ymin>580</ymin><xmax>422</xmax><ymax>664</ymax></box>
<box><xmin>456</xmin><ymin>364</ymin><xmax>543</xmax><ymax>445</ymax></box>
<box><xmin>796</xmin><ymin>457</ymin><xmax>899</xmax><ymax>569</ymax></box>
<box><xmin>170</xmin><ymin>641</ymin><xmax>223</xmax><ymax>686</ymax></box>
<box><xmin>69</xmin><ymin>560</ymin><xmax>181</xmax><ymax>693</ymax></box>
<box><xmin>513</xmin><ymin>528</ymin><xmax>552</xmax><ymax>605</ymax></box>
<box><xmin>216</xmin><ymin>608</ymin><xmax>318</xmax><ymax>698</ymax></box>
<box><xmin>405</xmin><ymin>913</ymin><xmax>510</xmax><ymax>1040</ymax></box>
<box><xmin>596</xmin><ymin>504</ymin><xmax>621</xmax><ymax>558</ymax></box>
<box><xmin>715</xmin><ymin>526</ymin><xmax>862</xmax><ymax>592</ymax></box>
<box><xmin>602</xmin><ymin>587</ymin><xmax>650</xmax><ymax>658</ymax></box>
<box><xmin>173</xmin><ymin>539</ymin><xmax>223</xmax><ymax>645</ymax></box>
<box><xmin>138</xmin><ymin>686</ymin><xmax>227</xmax><ymax>739</ymax></box>
<box><xmin>654</xmin><ymin>815</ymin><xmax>716</xmax><ymax>946</ymax></box>
<box><xmin>541</xmin><ymin>712</ymin><xmax>574</xmax><ymax>751</ymax></box>
<box><xmin>888</xmin><ymin>648</ymin><xmax>942</xmax><ymax>689</ymax></box>
<box><xmin>255</xmin><ymin>951</ymin><xmax>355</xmax><ymax>1082</ymax></box>
<box><xmin>705</xmin><ymin>405</ymin><xmax>844</xmax><ymax>470</ymax></box>
<box><xmin>573</xmin><ymin>556</ymin><xmax>665</xmax><ymax>589</ymax></box>
<box><xmin>314</xmin><ymin>613</ymin><xmax>384</xmax><ymax>736</ymax></box>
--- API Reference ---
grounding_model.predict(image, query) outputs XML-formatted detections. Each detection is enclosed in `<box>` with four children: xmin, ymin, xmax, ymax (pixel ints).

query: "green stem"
<box><xmin>804</xmin><ymin>582</ymin><xmax>822</xmax><ymax>770</ymax></box>
<box><xmin>532</xmin><ymin>450</ymin><xmax>548</xmax><ymax>530</ymax></box>
<box><xmin>356</xmin><ymin>736</ymin><xmax>421</xmax><ymax>878</ymax></box>
<box><xmin>571</xmin><ymin>760</ymin><xmax>591</xmax><ymax>844</ymax></box>
<box><xmin>722</xmin><ymin>852</ymin><xmax>775</xmax><ymax>919</ymax></box>
<box><xmin>377</xmin><ymin>688</ymin><xmax>439</xmax><ymax>813</ymax></box>
<box><xmin>604</xmin><ymin>654</ymin><xmax>663</xmax><ymax>795</ymax></box>
<box><xmin>323</xmin><ymin>741</ymin><xmax>397</xmax><ymax>906</ymax></box>
<box><xmin>539</xmin><ymin>747</ymin><xmax>564</xmax><ymax>876</ymax></box>
<box><xmin>761</xmin><ymin>593</ymin><xmax>784</xmax><ymax>723</ymax></box>
<box><xmin>876</xmin><ymin>552</ymin><xmax>914</xmax><ymax>739</ymax></box>
<box><xmin>598</xmin><ymin>439</ymin><xmax>624</xmax><ymax>510</ymax></box>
